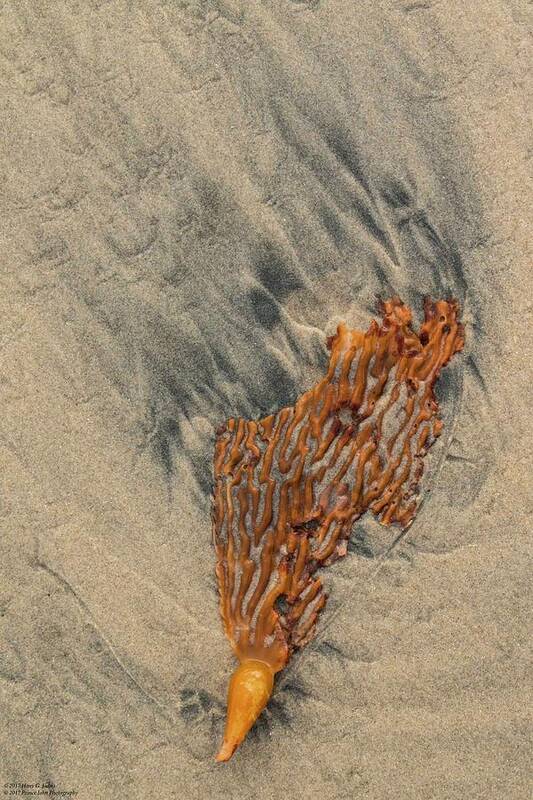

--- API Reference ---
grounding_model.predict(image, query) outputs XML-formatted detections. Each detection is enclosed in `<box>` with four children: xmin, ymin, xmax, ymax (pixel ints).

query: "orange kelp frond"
<box><xmin>212</xmin><ymin>297</ymin><xmax>464</xmax><ymax>759</ymax></box>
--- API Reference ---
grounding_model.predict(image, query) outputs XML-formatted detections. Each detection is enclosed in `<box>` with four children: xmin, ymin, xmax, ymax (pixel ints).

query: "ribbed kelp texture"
<box><xmin>213</xmin><ymin>298</ymin><xmax>464</xmax><ymax>673</ymax></box>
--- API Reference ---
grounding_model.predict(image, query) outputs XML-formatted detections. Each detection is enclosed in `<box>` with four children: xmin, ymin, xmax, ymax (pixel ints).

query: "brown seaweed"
<box><xmin>212</xmin><ymin>298</ymin><xmax>464</xmax><ymax>761</ymax></box>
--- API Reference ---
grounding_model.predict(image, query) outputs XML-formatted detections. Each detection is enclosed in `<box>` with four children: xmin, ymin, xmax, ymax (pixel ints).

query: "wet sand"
<box><xmin>1</xmin><ymin>2</ymin><xmax>531</xmax><ymax>798</ymax></box>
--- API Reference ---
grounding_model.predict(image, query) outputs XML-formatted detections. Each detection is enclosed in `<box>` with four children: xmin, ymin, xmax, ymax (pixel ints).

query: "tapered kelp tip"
<box><xmin>215</xmin><ymin>740</ymin><xmax>237</xmax><ymax>763</ymax></box>
<box><xmin>216</xmin><ymin>659</ymin><xmax>274</xmax><ymax>763</ymax></box>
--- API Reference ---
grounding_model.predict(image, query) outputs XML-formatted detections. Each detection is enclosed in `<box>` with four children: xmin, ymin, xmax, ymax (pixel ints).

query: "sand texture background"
<box><xmin>0</xmin><ymin>1</ymin><xmax>531</xmax><ymax>798</ymax></box>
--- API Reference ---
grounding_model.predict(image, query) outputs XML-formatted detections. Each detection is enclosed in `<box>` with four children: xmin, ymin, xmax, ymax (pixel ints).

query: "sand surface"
<box><xmin>0</xmin><ymin>2</ymin><xmax>531</xmax><ymax>798</ymax></box>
